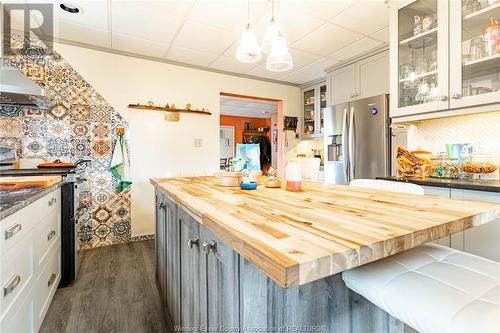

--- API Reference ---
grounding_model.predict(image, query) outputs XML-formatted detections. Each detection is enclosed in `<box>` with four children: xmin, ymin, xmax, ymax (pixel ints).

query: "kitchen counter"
<box><xmin>378</xmin><ymin>176</ymin><xmax>500</xmax><ymax>193</ymax></box>
<box><xmin>151</xmin><ymin>176</ymin><xmax>500</xmax><ymax>288</ymax></box>
<box><xmin>0</xmin><ymin>182</ymin><xmax>64</xmax><ymax>220</ymax></box>
<box><xmin>0</xmin><ymin>168</ymin><xmax>76</xmax><ymax>176</ymax></box>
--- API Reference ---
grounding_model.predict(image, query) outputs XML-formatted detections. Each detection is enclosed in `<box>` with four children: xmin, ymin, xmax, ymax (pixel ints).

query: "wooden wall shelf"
<box><xmin>128</xmin><ymin>104</ymin><xmax>211</xmax><ymax>115</ymax></box>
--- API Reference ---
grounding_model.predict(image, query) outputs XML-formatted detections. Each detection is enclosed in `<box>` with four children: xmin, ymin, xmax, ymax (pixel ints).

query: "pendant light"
<box><xmin>261</xmin><ymin>0</ymin><xmax>279</xmax><ymax>54</ymax></box>
<box><xmin>236</xmin><ymin>0</ymin><xmax>261</xmax><ymax>63</ymax></box>
<box><xmin>266</xmin><ymin>34</ymin><xmax>293</xmax><ymax>72</ymax></box>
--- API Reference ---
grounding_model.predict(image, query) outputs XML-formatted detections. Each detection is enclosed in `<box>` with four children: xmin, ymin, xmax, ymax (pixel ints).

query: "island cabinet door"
<box><xmin>179</xmin><ymin>208</ymin><xmax>202</xmax><ymax>328</ymax></box>
<box><xmin>239</xmin><ymin>258</ymin><xmax>405</xmax><ymax>333</ymax></box>
<box><xmin>164</xmin><ymin>196</ymin><xmax>180</xmax><ymax>327</ymax></box>
<box><xmin>154</xmin><ymin>192</ymin><xmax>167</xmax><ymax>305</ymax></box>
<box><xmin>199</xmin><ymin>226</ymin><xmax>239</xmax><ymax>331</ymax></box>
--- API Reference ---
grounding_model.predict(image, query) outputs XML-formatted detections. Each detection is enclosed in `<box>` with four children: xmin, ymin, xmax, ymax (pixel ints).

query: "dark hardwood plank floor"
<box><xmin>40</xmin><ymin>240</ymin><xmax>171</xmax><ymax>333</ymax></box>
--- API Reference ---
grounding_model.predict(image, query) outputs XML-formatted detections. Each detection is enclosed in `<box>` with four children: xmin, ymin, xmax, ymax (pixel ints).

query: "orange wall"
<box><xmin>220</xmin><ymin>115</ymin><xmax>272</xmax><ymax>151</ymax></box>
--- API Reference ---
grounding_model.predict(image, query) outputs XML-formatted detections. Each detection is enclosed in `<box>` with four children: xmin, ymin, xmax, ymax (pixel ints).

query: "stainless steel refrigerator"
<box><xmin>323</xmin><ymin>94</ymin><xmax>390</xmax><ymax>185</ymax></box>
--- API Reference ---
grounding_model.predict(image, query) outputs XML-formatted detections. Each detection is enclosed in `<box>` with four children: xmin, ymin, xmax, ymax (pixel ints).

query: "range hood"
<box><xmin>0</xmin><ymin>61</ymin><xmax>51</xmax><ymax>109</ymax></box>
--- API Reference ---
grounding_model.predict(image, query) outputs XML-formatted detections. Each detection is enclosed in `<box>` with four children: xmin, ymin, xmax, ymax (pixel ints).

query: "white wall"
<box><xmin>55</xmin><ymin>44</ymin><xmax>300</xmax><ymax>237</ymax></box>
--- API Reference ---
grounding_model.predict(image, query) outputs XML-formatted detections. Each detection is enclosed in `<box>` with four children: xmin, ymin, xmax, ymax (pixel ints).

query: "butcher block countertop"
<box><xmin>151</xmin><ymin>177</ymin><xmax>500</xmax><ymax>288</ymax></box>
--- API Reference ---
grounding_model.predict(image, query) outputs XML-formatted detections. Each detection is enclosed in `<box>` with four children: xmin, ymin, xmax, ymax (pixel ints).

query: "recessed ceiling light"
<box><xmin>59</xmin><ymin>3</ymin><xmax>81</xmax><ymax>14</ymax></box>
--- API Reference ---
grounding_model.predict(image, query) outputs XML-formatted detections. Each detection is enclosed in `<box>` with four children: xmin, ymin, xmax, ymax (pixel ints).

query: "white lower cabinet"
<box><xmin>0</xmin><ymin>188</ymin><xmax>62</xmax><ymax>332</ymax></box>
<box><xmin>422</xmin><ymin>185</ymin><xmax>500</xmax><ymax>262</ymax></box>
<box><xmin>450</xmin><ymin>189</ymin><xmax>500</xmax><ymax>262</ymax></box>
<box><xmin>422</xmin><ymin>186</ymin><xmax>452</xmax><ymax>246</ymax></box>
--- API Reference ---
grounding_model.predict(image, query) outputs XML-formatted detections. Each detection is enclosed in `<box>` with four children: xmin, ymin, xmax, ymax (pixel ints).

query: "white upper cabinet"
<box><xmin>328</xmin><ymin>50</ymin><xmax>389</xmax><ymax>106</ymax></box>
<box><xmin>357</xmin><ymin>51</ymin><xmax>390</xmax><ymax>100</ymax></box>
<box><xmin>391</xmin><ymin>0</ymin><xmax>500</xmax><ymax>119</ymax></box>
<box><xmin>329</xmin><ymin>64</ymin><xmax>357</xmax><ymax>105</ymax></box>
<box><xmin>390</xmin><ymin>0</ymin><xmax>449</xmax><ymax>117</ymax></box>
<box><xmin>449</xmin><ymin>1</ymin><xmax>500</xmax><ymax>109</ymax></box>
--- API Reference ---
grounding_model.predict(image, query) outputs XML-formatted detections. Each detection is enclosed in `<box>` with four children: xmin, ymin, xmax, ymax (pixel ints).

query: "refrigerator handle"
<box><xmin>341</xmin><ymin>108</ymin><xmax>349</xmax><ymax>182</ymax></box>
<box><xmin>348</xmin><ymin>106</ymin><xmax>355</xmax><ymax>181</ymax></box>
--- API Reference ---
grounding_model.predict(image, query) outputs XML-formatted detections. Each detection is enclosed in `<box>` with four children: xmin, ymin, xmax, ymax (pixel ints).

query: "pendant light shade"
<box><xmin>266</xmin><ymin>35</ymin><xmax>293</xmax><ymax>72</ymax></box>
<box><xmin>261</xmin><ymin>19</ymin><xmax>279</xmax><ymax>54</ymax></box>
<box><xmin>236</xmin><ymin>24</ymin><xmax>261</xmax><ymax>63</ymax></box>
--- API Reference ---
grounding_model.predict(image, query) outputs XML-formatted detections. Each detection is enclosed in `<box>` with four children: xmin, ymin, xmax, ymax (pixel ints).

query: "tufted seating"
<box><xmin>342</xmin><ymin>243</ymin><xmax>500</xmax><ymax>333</ymax></box>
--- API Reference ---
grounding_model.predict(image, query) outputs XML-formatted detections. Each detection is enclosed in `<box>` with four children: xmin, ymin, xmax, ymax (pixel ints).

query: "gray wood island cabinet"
<box><xmin>152</xmin><ymin>177</ymin><xmax>499</xmax><ymax>333</ymax></box>
<box><xmin>155</xmin><ymin>191</ymin><xmax>405</xmax><ymax>333</ymax></box>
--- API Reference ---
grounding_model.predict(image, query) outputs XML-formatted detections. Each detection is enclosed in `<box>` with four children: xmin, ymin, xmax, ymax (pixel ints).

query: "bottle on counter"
<box><xmin>285</xmin><ymin>160</ymin><xmax>302</xmax><ymax>192</ymax></box>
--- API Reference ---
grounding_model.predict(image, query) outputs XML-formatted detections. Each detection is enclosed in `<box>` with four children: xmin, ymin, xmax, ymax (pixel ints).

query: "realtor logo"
<box><xmin>1</xmin><ymin>2</ymin><xmax>53</xmax><ymax>56</ymax></box>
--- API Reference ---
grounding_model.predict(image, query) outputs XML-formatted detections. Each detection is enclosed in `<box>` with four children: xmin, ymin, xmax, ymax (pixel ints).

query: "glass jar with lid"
<box><xmin>460</xmin><ymin>152</ymin><xmax>499</xmax><ymax>180</ymax></box>
<box><xmin>430</xmin><ymin>153</ymin><xmax>461</xmax><ymax>179</ymax></box>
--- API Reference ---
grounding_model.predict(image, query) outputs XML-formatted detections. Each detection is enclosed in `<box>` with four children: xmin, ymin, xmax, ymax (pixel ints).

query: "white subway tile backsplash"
<box><xmin>407</xmin><ymin>111</ymin><xmax>500</xmax><ymax>157</ymax></box>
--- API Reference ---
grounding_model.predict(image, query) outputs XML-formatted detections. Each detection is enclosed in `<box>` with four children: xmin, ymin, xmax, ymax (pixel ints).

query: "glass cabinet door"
<box><xmin>303</xmin><ymin>88</ymin><xmax>315</xmax><ymax>136</ymax></box>
<box><xmin>450</xmin><ymin>0</ymin><xmax>500</xmax><ymax>108</ymax></box>
<box><xmin>396</xmin><ymin>0</ymin><xmax>448</xmax><ymax>114</ymax></box>
<box><xmin>319</xmin><ymin>85</ymin><xmax>327</xmax><ymax>134</ymax></box>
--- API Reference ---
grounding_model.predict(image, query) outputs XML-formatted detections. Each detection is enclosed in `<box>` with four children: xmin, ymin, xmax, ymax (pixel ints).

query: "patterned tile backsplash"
<box><xmin>0</xmin><ymin>37</ymin><xmax>133</xmax><ymax>249</ymax></box>
<box><xmin>407</xmin><ymin>111</ymin><xmax>500</xmax><ymax>158</ymax></box>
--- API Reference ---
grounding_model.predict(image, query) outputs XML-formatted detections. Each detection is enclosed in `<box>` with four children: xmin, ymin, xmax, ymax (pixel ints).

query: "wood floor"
<box><xmin>40</xmin><ymin>240</ymin><xmax>171</xmax><ymax>333</ymax></box>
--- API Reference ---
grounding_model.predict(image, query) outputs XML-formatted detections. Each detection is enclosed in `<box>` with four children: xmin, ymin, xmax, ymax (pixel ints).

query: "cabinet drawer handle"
<box><xmin>3</xmin><ymin>275</ymin><xmax>21</xmax><ymax>296</ymax></box>
<box><xmin>202</xmin><ymin>241</ymin><xmax>217</xmax><ymax>254</ymax></box>
<box><xmin>48</xmin><ymin>198</ymin><xmax>57</xmax><ymax>206</ymax></box>
<box><xmin>47</xmin><ymin>230</ymin><xmax>57</xmax><ymax>241</ymax></box>
<box><xmin>187</xmin><ymin>237</ymin><xmax>199</xmax><ymax>248</ymax></box>
<box><xmin>48</xmin><ymin>273</ymin><xmax>57</xmax><ymax>287</ymax></box>
<box><xmin>5</xmin><ymin>223</ymin><xmax>22</xmax><ymax>240</ymax></box>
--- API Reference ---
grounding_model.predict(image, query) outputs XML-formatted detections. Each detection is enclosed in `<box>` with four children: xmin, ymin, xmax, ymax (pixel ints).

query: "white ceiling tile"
<box><xmin>174</xmin><ymin>20</ymin><xmax>237</xmax><ymax>55</ymax></box>
<box><xmin>275</xmin><ymin>7</ymin><xmax>325</xmax><ymax>44</ymax></box>
<box><xmin>189</xmin><ymin>0</ymin><xmax>267</xmax><ymax>33</ymax></box>
<box><xmin>279</xmin><ymin>71</ymin><xmax>320</xmax><ymax>84</ymax></box>
<box><xmin>288</xmin><ymin>48</ymin><xmax>322</xmax><ymax>70</ymax></box>
<box><xmin>330</xmin><ymin>0</ymin><xmax>389</xmax><ymax>36</ymax></box>
<box><xmin>112</xmin><ymin>1</ymin><xmax>187</xmax><ymax>44</ymax></box>
<box><xmin>291</xmin><ymin>23</ymin><xmax>363</xmax><ymax>56</ymax></box>
<box><xmin>166</xmin><ymin>45</ymin><xmax>218</xmax><ymax>67</ymax></box>
<box><xmin>370</xmin><ymin>27</ymin><xmax>389</xmax><ymax>43</ymax></box>
<box><xmin>49</xmin><ymin>0</ymin><xmax>109</xmax><ymax>31</ymax></box>
<box><xmin>53</xmin><ymin>21</ymin><xmax>110</xmax><ymax>48</ymax></box>
<box><xmin>246</xmin><ymin>63</ymin><xmax>292</xmax><ymax>80</ymax></box>
<box><xmin>328</xmin><ymin>37</ymin><xmax>382</xmax><ymax>61</ymax></box>
<box><xmin>209</xmin><ymin>56</ymin><xmax>259</xmax><ymax>74</ymax></box>
<box><xmin>299</xmin><ymin>57</ymin><xmax>340</xmax><ymax>76</ymax></box>
<box><xmin>112</xmin><ymin>33</ymin><xmax>170</xmax><ymax>58</ymax></box>
<box><xmin>302</xmin><ymin>0</ymin><xmax>358</xmax><ymax>21</ymax></box>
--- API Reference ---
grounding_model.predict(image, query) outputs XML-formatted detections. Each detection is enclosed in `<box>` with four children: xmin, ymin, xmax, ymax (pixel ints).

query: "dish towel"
<box><xmin>109</xmin><ymin>133</ymin><xmax>132</xmax><ymax>193</ymax></box>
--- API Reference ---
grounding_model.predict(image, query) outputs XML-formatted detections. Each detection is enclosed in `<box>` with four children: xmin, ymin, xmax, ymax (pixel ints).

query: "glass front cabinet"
<box><xmin>449</xmin><ymin>0</ymin><xmax>500</xmax><ymax>109</ymax></box>
<box><xmin>390</xmin><ymin>0</ymin><xmax>500</xmax><ymax>118</ymax></box>
<box><xmin>302</xmin><ymin>82</ymin><xmax>326</xmax><ymax>139</ymax></box>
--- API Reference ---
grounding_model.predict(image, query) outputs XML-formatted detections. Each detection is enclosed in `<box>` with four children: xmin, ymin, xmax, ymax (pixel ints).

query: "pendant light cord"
<box><xmin>271</xmin><ymin>0</ymin><xmax>275</xmax><ymax>21</ymax></box>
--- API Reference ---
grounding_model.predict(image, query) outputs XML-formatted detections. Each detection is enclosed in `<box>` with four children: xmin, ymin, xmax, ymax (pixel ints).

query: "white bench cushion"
<box><xmin>342</xmin><ymin>243</ymin><xmax>500</xmax><ymax>333</ymax></box>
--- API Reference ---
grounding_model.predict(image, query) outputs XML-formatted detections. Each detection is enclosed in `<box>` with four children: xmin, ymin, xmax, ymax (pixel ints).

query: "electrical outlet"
<box><xmin>194</xmin><ymin>138</ymin><xmax>203</xmax><ymax>147</ymax></box>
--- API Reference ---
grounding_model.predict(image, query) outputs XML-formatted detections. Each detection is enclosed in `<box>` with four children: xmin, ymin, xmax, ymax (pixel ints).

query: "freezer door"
<box><xmin>350</xmin><ymin>95</ymin><xmax>389</xmax><ymax>180</ymax></box>
<box><xmin>323</xmin><ymin>103</ymin><xmax>349</xmax><ymax>184</ymax></box>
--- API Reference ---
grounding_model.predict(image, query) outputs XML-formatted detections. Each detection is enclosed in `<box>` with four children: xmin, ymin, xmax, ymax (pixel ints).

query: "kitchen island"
<box><xmin>151</xmin><ymin>177</ymin><xmax>500</xmax><ymax>332</ymax></box>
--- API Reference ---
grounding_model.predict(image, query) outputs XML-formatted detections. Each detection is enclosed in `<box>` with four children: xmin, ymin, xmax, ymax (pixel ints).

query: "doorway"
<box><xmin>219</xmin><ymin>92</ymin><xmax>283</xmax><ymax>174</ymax></box>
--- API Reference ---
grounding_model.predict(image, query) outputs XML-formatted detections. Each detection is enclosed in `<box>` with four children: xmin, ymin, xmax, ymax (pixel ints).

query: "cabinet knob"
<box><xmin>202</xmin><ymin>240</ymin><xmax>217</xmax><ymax>254</ymax></box>
<box><xmin>451</xmin><ymin>93</ymin><xmax>461</xmax><ymax>99</ymax></box>
<box><xmin>439</xmin><ymin>95</ymin><xmax>448</xmax><ymax>101</ymax></box>
<box><xmin>187</xmin><ymin>237</ymin><xmax>199</xmax><ymax>248</ymax></box>
<box><xmin>156</xmin><ymin>202</ymin><xmax>165</xmax><ymax>209</ymax></box>
<box><xmin>48</xmin><ymin>198</ymin><xmax>57</xmax><ymax>206</ymax></box>
<box><xmin>5</xmin><ymin>223</ymin><xmax>22</xmax><ymax>240</ymax></box>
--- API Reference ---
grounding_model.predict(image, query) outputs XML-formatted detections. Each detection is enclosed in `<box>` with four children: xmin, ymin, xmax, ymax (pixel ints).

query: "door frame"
<box><xmin>219</xmin><ymin>92</ymin><xmax>284</xmax><ymax>175</ymax></box>
<box><xmin>220</xmin><ymin>125</ymin><xmax>235</xmax><ymax>158</ymax></box>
